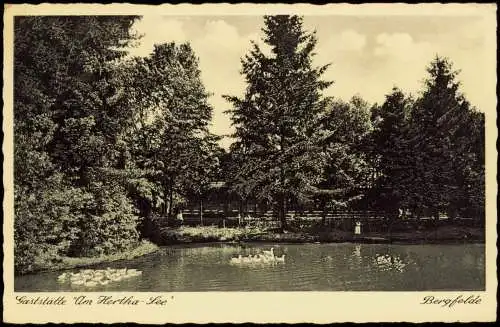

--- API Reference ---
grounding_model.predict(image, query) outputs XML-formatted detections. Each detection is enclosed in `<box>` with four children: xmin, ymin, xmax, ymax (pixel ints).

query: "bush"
<box><xmin>71</xmin><ymin>181</ymin><xmax>140</xmax><ymax>257</ymax></box>
<box><xmin>14</xmin><ymin>174</ymin><xmax>92</xmax><ymax>274</ymax></box>
<box><xmin>15</xmin><ymin>173</ymin><xmax>142</xmax><ymax>274</ymax></box>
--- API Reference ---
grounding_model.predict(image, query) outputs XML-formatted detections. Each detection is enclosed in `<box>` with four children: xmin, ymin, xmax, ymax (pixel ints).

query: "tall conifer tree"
<box><xmin>225</xmin><ymin>15</ymin><xmax>332</xmax><ymax>230</ymax></box>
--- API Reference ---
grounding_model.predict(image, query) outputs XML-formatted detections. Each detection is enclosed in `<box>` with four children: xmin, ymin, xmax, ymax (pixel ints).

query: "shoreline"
<box><xmin>22</xmin><ymin>240</ymin><xmax>159</xmax><ymax>276</ymax></box>
<box><xmin>18</xmin><ymin>225</ymin><xmax>483</xmax><ymax>276</ymax></box>
<box><xmin>155</xmin><ymin>225</ymin><xmax>485</xmax><ymax>246</ymax></box>
<box><xmin>156</xmin><ymin>235</ymin><xmax>485</xmax><ymax>246</ymax></box>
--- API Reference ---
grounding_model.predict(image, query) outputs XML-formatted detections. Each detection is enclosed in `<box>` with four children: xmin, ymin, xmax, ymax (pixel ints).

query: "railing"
<box><xmin>176</xmin><ymin>209</ymin><xmax>390</xmax><ymax>227</ymax></box>
<box><xmin>159</xmin><ymin>208</ymin><xmax>478</xmax><ymax>231</ymax></box>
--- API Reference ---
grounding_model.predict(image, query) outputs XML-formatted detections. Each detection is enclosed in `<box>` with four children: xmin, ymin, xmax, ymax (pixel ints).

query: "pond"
<box><xmin>15</xmin><ymin>243</ymin><xmax>485</xmax><ymax>292</ymax></box>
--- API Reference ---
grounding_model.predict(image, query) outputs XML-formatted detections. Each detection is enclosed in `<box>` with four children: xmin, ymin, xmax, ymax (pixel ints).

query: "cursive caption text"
<box><xmin>420</xmin><ymin>295</ymin><xmax>481</xmax><ymax>308</ymax></box>
<box><xmin>15</xmin><ymin>295</ymin><xmax>174</xmax><ymax>306</ymax></box>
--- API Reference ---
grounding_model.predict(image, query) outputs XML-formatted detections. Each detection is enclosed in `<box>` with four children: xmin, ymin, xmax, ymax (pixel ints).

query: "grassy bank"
<box><xmin>158</xmin><ymin>226</ymin><xmax>266</xmax><ymax>243</ymax></box>
<box><xmin>158</xmin><ymin>225</ymin><xmax>484</xmax><ymax>245</ymax></box>
<box><xmin>32</xmin><ymin>240</ymin><xmax>159</xmax><ymax>273</ymax></box>
<box><xmin>383</xmin><ymin>225</ymin><xmax>485</xmax><ymax>243</ymax></box>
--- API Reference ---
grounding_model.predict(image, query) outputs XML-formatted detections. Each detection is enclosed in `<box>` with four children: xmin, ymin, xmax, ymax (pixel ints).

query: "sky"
<box><xmin>127</xmin><ymin>13</ymin><xmax>496</xmax><ymax>149</ymax></box>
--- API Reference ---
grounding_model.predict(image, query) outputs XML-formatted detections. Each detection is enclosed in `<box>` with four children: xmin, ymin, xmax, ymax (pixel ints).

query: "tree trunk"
<box><xmin>199</xmin><ymin>199</ymin><xmax>203</xmax><ymax>226</ymax></box>
<box><xmin>223</xmin><ymin>199</ymin><xmax>229</xmax><ymax>220</ymax></box>
<box><xmin>166</xmin><ymin>186</ymin><xmax>174</xmax><ymax>222</ymax></box>
<box><xmin>387</xmin><ymin>209</ymin><xmax>397</xmax><ymax>238</ymax></box>
<box><xmin>238</xmin><ymin>199</ymin><xmax>243</xmax><ymax>226</ymax></box>
<box><xmin>321</xmin><ymin>199</ymin><xmax>327</xmax><ymax>226</ymax></box>
<box><xmin>432</xmin><ymin>208</ymin><xmax>440</xmax><ymax>239</ymax></box>
<box><xmin>279</xmin><ymin>193</ymin><xmax>287</xmax><ymax>231</ymax></box>
<box><xmin>434</xmin><ymin>209</ymin><xmax>440</xmax><ymax>221</ymax></box>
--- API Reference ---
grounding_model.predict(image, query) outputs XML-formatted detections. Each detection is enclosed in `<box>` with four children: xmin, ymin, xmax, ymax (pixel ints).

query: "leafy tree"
<box><xmin>15</xmin><ymin>16</ymin><xmax>140</xmax><ymax>180</ymax></box>
<box><xmin>14</xmin><ymin>16</ymin><xmax>141</xmax><ymax>272</ymax></box>
<box><xmin>318</xmin><ymin>96</ymin><xmax>373</xmax><ymax>224</ymax></box>
<box><xmin>225</xmin><ymin>15</ymin><xmax>333</xmax><ymax>230</ymax></box>
<box><xmin>124</xmin><ymin>42</ymin><xmax>221</xmax><ymax>224</ymax></box>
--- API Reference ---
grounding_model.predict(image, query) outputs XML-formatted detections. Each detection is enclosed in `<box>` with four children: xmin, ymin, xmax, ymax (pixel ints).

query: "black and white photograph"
<box><xmin>3</xmin><ymin>3</ymin><xmax>497</xmax><ymax>323</ymax></box>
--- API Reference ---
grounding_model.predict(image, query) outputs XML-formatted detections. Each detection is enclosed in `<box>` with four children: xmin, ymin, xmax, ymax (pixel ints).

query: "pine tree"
<box><xmin>224</xmin><ymin>15</ymin><xmax>332</xmax><ymax>230</ymax></box>
<box><xmin>368</xmin><ymin>88</ymin><xmax>413</xmax><ymax>225</ymax></box>
<box><xmin>409</xmin><ymin>56</ymin><xmax>481</xmax><ymax>220</ymax></box>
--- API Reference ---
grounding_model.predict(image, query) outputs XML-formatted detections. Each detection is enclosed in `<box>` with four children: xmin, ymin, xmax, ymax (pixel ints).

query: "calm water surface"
<box><xmin>15</xmin><ymin>243</ymin><xmax>485</xmax><ymax>291</ymax></box>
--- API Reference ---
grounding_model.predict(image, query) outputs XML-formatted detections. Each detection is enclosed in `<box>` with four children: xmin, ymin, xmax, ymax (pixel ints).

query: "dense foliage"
<box><xmin>406</xmin><ymin>57</ymin><xmax>485</xmax><ymax>221</ymax></box>
<box><xmin>14</xmin><ymin>15</ymin><xmax>485</xmax><ymax>274</ymax></box>
<box><xmin>363</xmin><ymin>58</ymin><xmax>485</xmax><ymax>225</ymax></box>
<box><xmin>14</xmin><ymin>16</ymin><xmax>220</xmax><ymax>274</ymax></box>
<box><xmin>225</xmin><ymin>16</ymin><xmax>485</xmax><ymax>230</ymax></box>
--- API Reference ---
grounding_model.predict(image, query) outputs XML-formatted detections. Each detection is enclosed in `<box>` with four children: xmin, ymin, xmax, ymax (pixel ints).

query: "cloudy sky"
<box><xmin>127</xmin><ymin>13</ymin><xmax>496</xmax><ymax>148</ymax></box>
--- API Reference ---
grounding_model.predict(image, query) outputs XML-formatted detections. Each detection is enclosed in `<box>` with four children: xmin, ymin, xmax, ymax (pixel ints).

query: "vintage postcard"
<box><xmin>3</xmin><ymin>3</ymin><xmax>497</xmax><ymax>323</ymax></box>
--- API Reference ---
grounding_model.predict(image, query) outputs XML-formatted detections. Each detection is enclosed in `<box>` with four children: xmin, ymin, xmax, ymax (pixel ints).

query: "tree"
<box><xmin>460</xmin><ymin>110</ymin><xmax>485</xmax><ymax>222</ymax></box>
<box><xmin>225</xmin><ymin>15</ymin><xmax>333</xmax><ymax>230</ymax></box>
<box><xmin>367</xmin><ymin>88</ymin><xmax>413</xmax><ymax>228</ymax></box>
<box><xmin>14</xmin><ymin>16</ymin><xmax>142</xmax><ymax>272</ymax></box>
<box><xmin>408</xmin><ymin>56</ymin><xmax>484</xmax><ymax>221</ymax></box>
<box><xmin>124</xmin><ymin>42</ymin><xmax>221</xmax><ymax>225</ymax></box>
<box><xmin>318</xmin><ymin>96</ymin><xmax>373</xmax><ymax>224</ymax></box>
<box><xmin>14</xmin><ymin>16</ymin><xmax>140</xmax><ymax>180</ymax></box>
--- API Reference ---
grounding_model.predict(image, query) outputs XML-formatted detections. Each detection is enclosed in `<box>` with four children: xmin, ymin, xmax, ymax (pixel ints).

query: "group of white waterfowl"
<box><xmin>57</xmin><ymin>268</ymin><xmax>142</xmax><ymax>287</ymax></box>
<box><xmin>375</xmin><ymin>254</ymin><xmax>407</xmax><ymax>272</ymax></box>
<box><xmin>230</xmin><ymin>248</ymin><xmax>286</xmax><ymax>265</ymax></box>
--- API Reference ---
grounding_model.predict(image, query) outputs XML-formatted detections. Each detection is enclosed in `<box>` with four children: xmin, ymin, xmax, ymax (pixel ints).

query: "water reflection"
<box><xmin>353</xmin><ymin>244</ymin><xmax>361</xmax><ymax>258</ymax></box>
<box><xmin>15</xmin><ymin>243</ymin><xmax>485</xmax><ymax>292</ymax></box>
<box><xmin>374</xmin><ymin>254</ymin><xmax>407</xmax><ymax>272</ymax></box>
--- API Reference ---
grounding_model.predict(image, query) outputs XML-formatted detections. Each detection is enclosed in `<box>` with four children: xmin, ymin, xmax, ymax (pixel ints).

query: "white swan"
<box><xmin>71</xmin><ymin>278</ymin><xmax>85</xmax><ymax>286</ymax></box>
<box><xmin>91</xmin><ymin>275</ymin><xmax>103</xmax><ymax>282</ymax></box>
<box><xmin>70</xmin><ymin>274</ymin><xmax>83</xmax><ymax>281</ymax></box>
<box><xmin>229</xmin><ymin>252</ymin><xmax>287</xmax><ymax>265</ymax></box>
<box><xmin>262</xmin><ymin>248</ymin><xmax>274</xmax><ymax>257</ymax></box>
<box><xmin>275</xmin><ymin>254</ymin><xmax>286</xmax><ymax>263</ymax></box>
<box><xmin>84</xmin><ymin>280</ymin><xmax>98</xmax><ymax>287</ymax></box>
<box><xmin>124</xmin><ymin>269</ymin><xmax>141</xmax><ymax>276</ymax></box>
<box><xmin>57</xmin><ymin>273</ymin><xmax>68</xmax><ymax>281</ymax></box>
<box><xmin>109</xmin><ymin>274</ymin><xmax>123</xmax><ymax>282</ymax></box>
<box><xmin>260</xmin><ymin>254</ymin><xmax>272</xmax><ymax>263</ymax></box>
<box><xmin>60</xmin><ymin>267</ymin><xmax>144</xmax><ymax>285</ymax></box>
<box><xmin>230</xmin><ymin>255</ymin><xmax>243</xmax><ymax>264</ymax></box>
<box><xmin>250</xmin><ymin>255</ymin><xmax>261</xmax><ymax>263</ymax></box>
<box><xmin>94</xmin><ymin>272</ymin><xmax>104</xmax><ymax>279</ymax></box>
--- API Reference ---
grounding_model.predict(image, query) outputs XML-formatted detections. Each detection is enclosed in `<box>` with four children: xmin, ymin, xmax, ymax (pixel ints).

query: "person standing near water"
<box><xmin>354</xmin><ymin>221</ymin><xmax>361</xmax><ymax>235</ymax></box>
<box><xmin>175</xmin><ymin>208</ymin><xmax>184</xmax><ymax>226</ymax></box>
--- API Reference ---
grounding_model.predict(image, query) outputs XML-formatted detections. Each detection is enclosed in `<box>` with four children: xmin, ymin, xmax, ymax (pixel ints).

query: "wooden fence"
<box><xmin>169</xmin><ymin>208</ymin><xmax>475</xmax><ymax>230</ymax></box>
<box><xmin>176</xmin><ymin>209</ymin><xmax>389</xmax><ymax>228</ymax></box>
